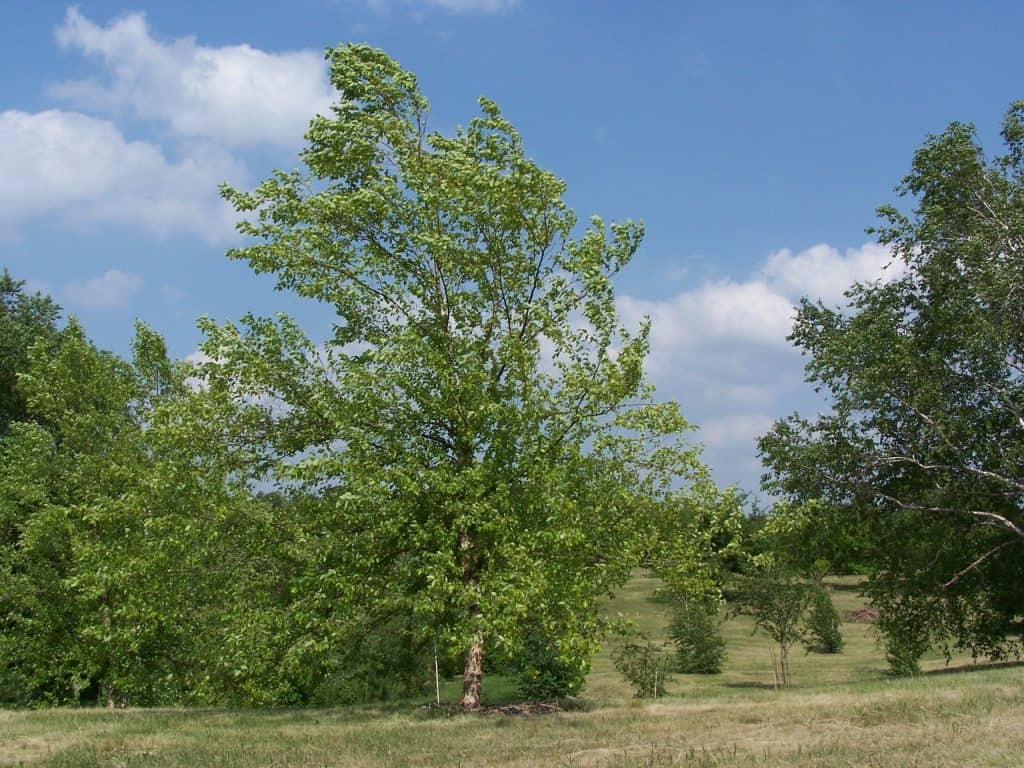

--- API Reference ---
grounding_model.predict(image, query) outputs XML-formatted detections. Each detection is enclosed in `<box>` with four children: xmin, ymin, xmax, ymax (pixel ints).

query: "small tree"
<box><xmin>734</xmin><ymin>566</ymin><xmax>812</xmax><ymax>687</ymax></box>
<box><xmin>613</xmin><ymin>635</ymin><xmax>673</xmax><ymax>698</ymax></box>
<box><xmin>804</xmin><ymin>588</ymin><xmax>844</xmax><ymax>654</ymax></box>
<box><xmin>668</xmin><ymin>599</ymin><xmax>726</xmax><ymax>674</ymax></box>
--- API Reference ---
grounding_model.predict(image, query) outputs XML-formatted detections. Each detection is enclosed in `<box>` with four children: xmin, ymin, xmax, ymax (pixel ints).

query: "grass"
<box><xmin>3</xmin><ymin>572</ymin><xmax>1021</xmax><ymax>767</ymax></box>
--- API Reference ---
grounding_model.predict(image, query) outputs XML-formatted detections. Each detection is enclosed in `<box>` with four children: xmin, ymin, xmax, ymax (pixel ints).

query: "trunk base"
<box><xmin>459</xmin><ymin>632</ymin><xmax>485</xmax><ymax>710</ymax></box>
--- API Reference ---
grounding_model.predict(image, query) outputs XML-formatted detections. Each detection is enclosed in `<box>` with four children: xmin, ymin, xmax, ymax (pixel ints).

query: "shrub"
<box><xmin>804</xmin><ymin>587</ymin><xmax>844</xmax><ymax>653</ymax></box>
<box><xmin>511</xmin><ymin>630</ymin><xmax>588</xmax><ymax>701</ymax></box>
<box><xmin>612</xmin><ymin>636</ymin><xmax>673</xmax><ymax>698</ymax></box>
<box><xmin>668</xmin><ymin>600</ymin><xmax>726</xmax><ymax>674</ymax></box>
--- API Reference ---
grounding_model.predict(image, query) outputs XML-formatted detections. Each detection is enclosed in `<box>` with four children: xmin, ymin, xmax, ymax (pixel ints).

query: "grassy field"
<box><xmin>3</xmin><ymin>573</ymin><xmax>1022</xmax><ymax>767</ymax></box>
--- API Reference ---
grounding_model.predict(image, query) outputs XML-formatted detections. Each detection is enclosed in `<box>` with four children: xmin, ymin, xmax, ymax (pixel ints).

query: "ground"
<box><xmin>3</xmin><ymin>572</ymin><xmax>1022</xmax><ymax>767</ymax></box>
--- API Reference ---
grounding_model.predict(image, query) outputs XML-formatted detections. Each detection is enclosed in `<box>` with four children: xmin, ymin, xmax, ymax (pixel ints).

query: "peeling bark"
<box><xmin>460</xmin><ymin>629</ymin><xmax>485</xmax><ymax>709</ymax></box>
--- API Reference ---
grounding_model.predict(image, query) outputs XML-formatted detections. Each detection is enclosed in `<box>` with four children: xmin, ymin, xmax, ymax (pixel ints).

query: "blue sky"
<box><xmin>2</xmin><ymin>1</ymin><xmax>1021</xmax><ymax>494</ymax></box>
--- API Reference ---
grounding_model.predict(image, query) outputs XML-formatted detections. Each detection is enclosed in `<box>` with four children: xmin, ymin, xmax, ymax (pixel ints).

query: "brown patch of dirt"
<box><xmin>845</xmin><ymin>607</ymin><xmax>879</xmax><ymax>623</ymax></box>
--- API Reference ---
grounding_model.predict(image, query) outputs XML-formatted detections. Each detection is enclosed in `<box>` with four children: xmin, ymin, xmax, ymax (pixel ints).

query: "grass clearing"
<box><xmin>3</xmin><ymin>572</ymin><xmax>1021</xmax><ymax>767</ymax></box>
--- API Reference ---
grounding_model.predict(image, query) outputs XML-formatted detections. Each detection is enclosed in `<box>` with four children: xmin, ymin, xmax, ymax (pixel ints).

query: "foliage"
<box><xmin>612</xmin><ymin>633</ymin><xmax>674</xmax><ymax>698</ymax></box>
<box><xmin>668</xmin><ymin>598</ymin><xmax>726</xmax><ymax>674</ymax></box>
<box><xmin>0</xmin><ymin>270</ymin><xmax>60</xmax><ymax>434</ymax></box>
<box><xmin>202</xmin><ymin>44</ymin><xmax>706</xmax><ymax>707</ymax></box>
<box><xmin>0</xmin><ymin>316</ymin><xmax>276</xmax><ymax>706</ymax></box>
<box><xmin>757</xmin><ymin>499</ymin><xmax>871</xmax><ymax>580</ymax></box>
<box><xmin>875</xmin><ymin>595</ymin><xmax>934</xmax><ymax>676</ymax></box>
<box><xmin>732</xmin><ymin>565</ymin><xmax>813</xmax><ymax>686</ymax></box>
<box><xmin>652</xmin><ymin>483</ymin><xmax>748</xmax><ymax>605</ymax></box>
<box><xmin>759</xmin><ymin>100</ymin><xmax>1024</xmax><ymax>664</ymax></box>
<box><xmin>510</xmin><ymin>637</ymin><xmax>587</xmax><ymax>701</ymax></box>
<box><xmin>804</xmin><ymin>588</ymin><xmax>844</xmax><ymax>654</ymax></box>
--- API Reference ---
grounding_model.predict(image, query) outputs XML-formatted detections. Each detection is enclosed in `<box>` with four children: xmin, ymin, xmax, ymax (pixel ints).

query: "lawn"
<box><xmin>3</xmin><ymin>572</ymin><xmax>1021</xmax><ymax>767</ymax></box>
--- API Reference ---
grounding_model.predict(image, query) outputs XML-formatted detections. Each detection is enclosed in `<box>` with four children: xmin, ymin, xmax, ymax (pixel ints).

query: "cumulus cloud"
<box><xmin>759</xmin><ymin>242</ymin><xmax>903</xmax><ymax>305</ymax></box>
<box><xmin>620</xmin><ymin>242</ymin><xmax>901</xmax><ymax>492</ymax></box>
<box><xmin>64</xmin><ymin>269</ymin><xmax>142</xmax><ymax>309</ymax></box>
<box><xmin>52</xmin><ymin>7</ymin><xmax>334</xmax><ymax>147</ymax></box>
<box><xmin>0</xmin><ymin>109</ymin><xmax>244</xmax><ymax>241</ymax></box>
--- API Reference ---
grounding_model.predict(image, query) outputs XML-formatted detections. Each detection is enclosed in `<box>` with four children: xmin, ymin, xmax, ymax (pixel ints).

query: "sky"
<box><xmin>2</xmin><ymin>1</ymin><xmax>1022</xmax><ymax>495</ymax></box>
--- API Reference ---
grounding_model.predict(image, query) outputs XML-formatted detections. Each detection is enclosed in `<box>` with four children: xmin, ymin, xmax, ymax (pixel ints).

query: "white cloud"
<box><xmin>701</xmin><ymin>413</ymin><xmax>776</xmax><ymax>450</ymax></box>
<box><xmin>619</xmin><ymin>242</ymin><xmax>901</xmax><ymax>492</ymax></box>
<box><xmin>759</xmin><ymin>242</ymin><xmax>903</xmax><ymax>305</ymax></box>
<box><xmin>64</xmin><ymin>269</ymin><xmax>142</xmax><ymax>309</ymax></box>
<box><xmin>0</xmin><ymin>109</ymin><xmax>244</xmax><ymax>241</ymax></box>
<box><xmin>52</xmin><ymin>8</ymin><xmax>334</xmax><ymax>147</ymax></box>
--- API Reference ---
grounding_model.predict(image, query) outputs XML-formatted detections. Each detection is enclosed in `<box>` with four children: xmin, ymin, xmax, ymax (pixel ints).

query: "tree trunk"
<box><xmin>458</xmin><ymin>526</ymin><xmax>485</xmax><ymax>710</ymax></box>
<box><xmin>102</xmin><ymin>589</ymin><xmax>116</xmax><ymax>709</ymax></box>
<box><xmin>779</xmin><ymin>642</ymin><xmax>790</xmax><ymax>687</ymax></box>
<box><xmin>460</xmin><ymin>629</ymin><xmax>485</xmax><ymax>710</ymax></box>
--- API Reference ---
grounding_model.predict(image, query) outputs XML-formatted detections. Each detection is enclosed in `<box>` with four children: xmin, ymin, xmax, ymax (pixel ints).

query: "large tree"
<box><xmin>760</xmin><ymin>101</ymin><xmax>1024</xmax><ymax>669</ymax></box>
<box><xmin>201</xmin><ymin>45</ymin><xmax>704</xmax><ymax>708</ymax></box>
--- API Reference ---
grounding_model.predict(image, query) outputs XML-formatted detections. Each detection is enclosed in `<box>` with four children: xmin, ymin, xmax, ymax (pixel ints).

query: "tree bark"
<box><xmin>779</xmin><ymin>642</ymin><xmax>790</xmax><ymax>687</ymax></box>
<box><xmin>102</xmin><ymin>589</ymin><xmax>116</xmax><ymax>709</ymax></box>
<box><xmin>458</xmin><ymin>526</ymin><xmax>485</xmax><ymax>710</ymax></box>
<box><xmin>460</xmin><ymin>628</ymin><xmax>485</xmax><ymax>709</ymax></box>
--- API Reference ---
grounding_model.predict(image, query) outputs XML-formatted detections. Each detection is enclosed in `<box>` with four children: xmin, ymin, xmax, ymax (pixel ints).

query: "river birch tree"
<box><xmin>201</xmin><ymin>45</ymin><xmax>705</xmax><ymax>708</ymax></box>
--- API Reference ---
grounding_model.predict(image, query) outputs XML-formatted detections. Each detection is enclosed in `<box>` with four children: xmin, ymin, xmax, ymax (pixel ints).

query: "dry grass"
<box><xmin>3</xmin><ymin>572</ymin><xmax>1021</xmax><ymax>767</ymax></box>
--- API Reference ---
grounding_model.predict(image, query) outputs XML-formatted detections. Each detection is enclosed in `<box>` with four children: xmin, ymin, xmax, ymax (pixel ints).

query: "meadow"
<box><xmin>3</xmin><ymin>572</ymin><xmax>1021</xmax><ymax>767</ymax></box>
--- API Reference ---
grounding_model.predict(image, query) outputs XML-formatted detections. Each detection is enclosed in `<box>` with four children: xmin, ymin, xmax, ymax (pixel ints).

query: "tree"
<box><xmin>201</xmin><ymin>44</ymin><xmax>705</xmax><ymax>708</ymax></box>
<box><xmin>733</xmin><ymin>565</ymin><xmax>813</xmax><ymax>687</ymax></box>
<box><xmin>668</xmin><ymin>597</ymin><xmax>726</xmax><ymax>674</ymax></box>
<box><xmin>0</xmin><ymin>320</ymin><xmax>270</xmax><ymax>705</ymax></box>
<box><xmin>760</xmin><ymin>101</ymin><xmax>1024</xmax><ymax>669</ymax></box>
<box><xmin>612</xmin><ymin>633</ymin><xmax>674</xmax><ymax>698</ymax></box>
<box><xmin>0</xmin><ymin>271</ymin><xmax>60</xmax><ymax>434</ymax></box>
<box><xmin>803</xmin><ymin>586</ymin><xmax>843</xmax><ymax>654</ymax></box>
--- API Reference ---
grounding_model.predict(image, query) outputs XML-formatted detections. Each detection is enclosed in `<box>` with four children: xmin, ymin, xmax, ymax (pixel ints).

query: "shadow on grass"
<box><xmin>826</xmin><ymin>581</ymin><xmax>865</xmax><ymax>593</ymax></box>
<box><xmin>920</xmin><ymin>659</ymin><xmax>1024</xmax><ymax>678</ymax></box>
<box><xmin>722</xmin><ymin>681</ymin><xmax>779</xmax><ymax>690</ymax></box>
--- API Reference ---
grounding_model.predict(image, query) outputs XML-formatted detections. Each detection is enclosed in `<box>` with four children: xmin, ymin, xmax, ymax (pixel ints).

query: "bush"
<box><xmin>668</xmin><ymin>600</ymin><xmax>726</xmax><ymax>674</ymax></box>
<box><xmin>511</xmin><ymin>630</ymin><xmax>588</xmax><ymax>701</ymax></box>
<box><xmin>804</xmin><ymin>588</ymin><xmax>844</xmax><ymax>653</ymax></box>
<box><xmin>612</xmin><ymin>636</ymin><xmax>673</xmax><ymax>698</ymax></box>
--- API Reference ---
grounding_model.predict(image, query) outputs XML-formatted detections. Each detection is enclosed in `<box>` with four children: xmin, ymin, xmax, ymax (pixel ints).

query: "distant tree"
<box><xmin>201</xmin><ymin>44</ymin><xmax>706</xmax><ymax>709</ymax></box>
<box><xmin>759</xmin><ymin>101</ymin><xmax>1024</xmax><ymax>671</ymax></box>
<box><xmin>803</xmin><ymin>587</ymin><xmax>844</xmax><ymax>654</ymax></box>
<box><xmin>668</xmin><ymin>598</ymin><xmax>726</xmax><ymax>674</ymax></box>
<box><xmin>755</xmin><ymin>500</ymin><xmax>871</xmax><ymax>582</ymax></box>
<box><xmin>733</xmin><ymin>565</ymin><xmax>813</xmax><ymax>687</ymax></box>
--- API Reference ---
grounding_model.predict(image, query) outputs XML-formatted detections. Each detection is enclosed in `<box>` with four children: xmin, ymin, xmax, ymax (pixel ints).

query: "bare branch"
<box><xmin>941</xmin><ymin>538</ymin><xmax>1019</xmax><ymax>588</ymax></box>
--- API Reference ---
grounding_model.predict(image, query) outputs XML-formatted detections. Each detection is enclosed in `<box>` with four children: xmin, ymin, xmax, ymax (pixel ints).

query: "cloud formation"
<box><xmin>52</xmin><ymin>8</ymin><xmax>334</xmax><ymax>147</ymax></box>
<box><xmin>0</xmin><ymin>109</ymin><xmax>244</xmax><ymax>242</ymax></box>
<box><xmin>620</xmin><ymin>242</ymin><xmax>900</xmax><ymax>492</ymax></box>
<box><xmin>64</xmin><ymin>269</ymin><xmax>142</xmax><ymax>309</ymax></box>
